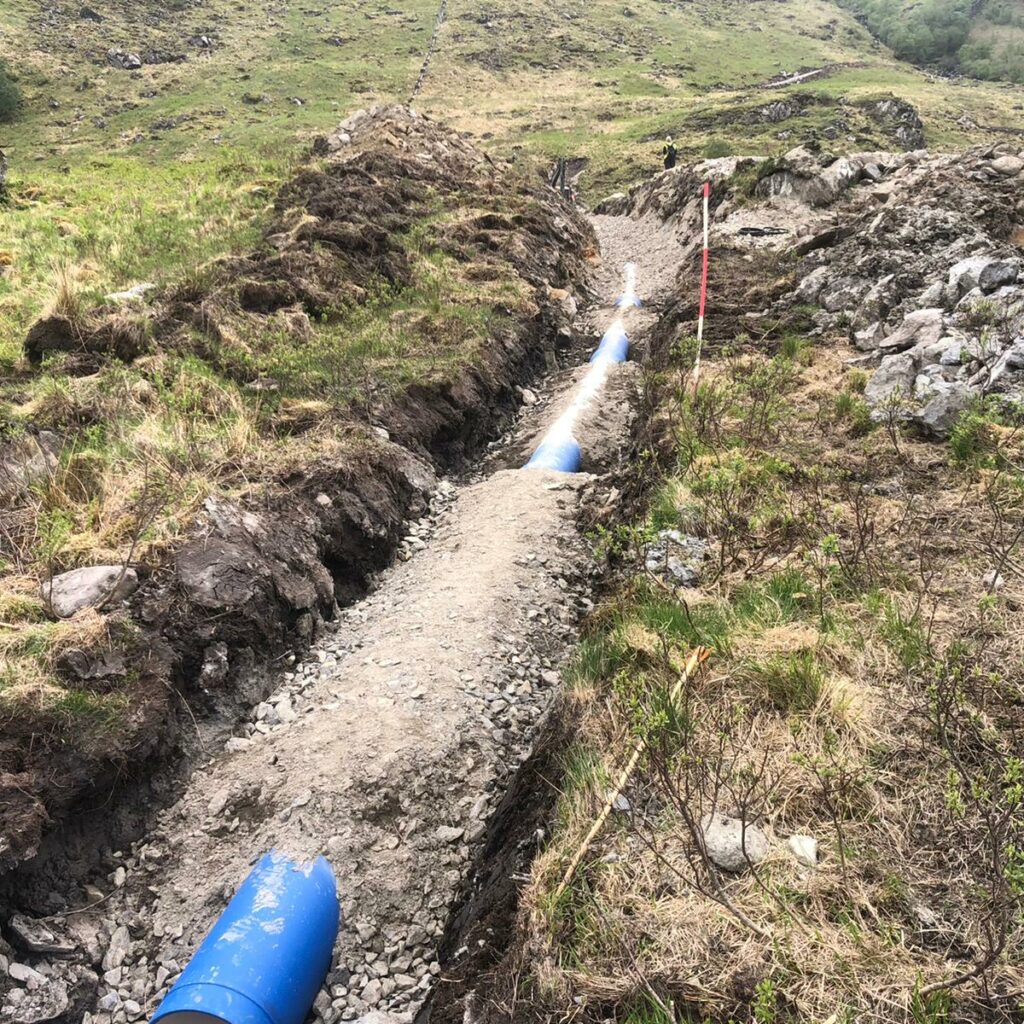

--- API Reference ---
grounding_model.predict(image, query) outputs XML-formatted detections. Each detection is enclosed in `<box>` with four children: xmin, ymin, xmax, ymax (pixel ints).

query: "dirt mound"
<box><xmin>3</xmin><ymin>106</ymin><xmax>595</xmax><ymax>875</ymax></box>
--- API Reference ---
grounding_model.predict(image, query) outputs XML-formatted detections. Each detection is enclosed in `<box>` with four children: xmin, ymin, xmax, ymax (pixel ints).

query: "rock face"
<box><xmin>610</xmin><ymin>140</ymin><xmax>1023</xmax><ymax>440</ymax></box>
<box><xmin>41</xmin><ymin>566</ymin><xmax>139</xmax><ymax>618</ymax></box>
<box><xmin>774</xmin><ymin>143</ymin><xmax>1024</xmax><ymax>437</ymax></box>
<box><xmin>868</xmin><ymin>96</ymin><xmax>925</xmax><ymax>150</ymax></box>
<box><xmin>700</xmin><ymin>813</ymin><xmax>769</xmax><ymax>872</ymax></box>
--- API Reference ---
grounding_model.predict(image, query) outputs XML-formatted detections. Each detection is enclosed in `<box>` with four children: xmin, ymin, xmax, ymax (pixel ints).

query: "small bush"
<box><xmin>778</xmin><ymin>333</ymin><xmax>811</xmax><ymax>364</ymax></box>
<box><xmin>835</xmin><ymin>390</ymin><xmax>874</xmax><ymax>435</ymax></box>
<box><xmin>847</xmin><ymin>368</ymin><xmax>869</xmax><ymax>393</ymax></box>
<box><xmin>704</xmin><ymin>138</ymin><xmax>733</xmax><ymax>158</ymax></box>
<box><xmin>0</xmin><ymin>61</ymin><xmax>22</xmax><ymax>123</ymax></box>
<box><xmin>948</xmin><ymin>401</ymin><xmax>1006</xmax><ymax>466</ymax></box>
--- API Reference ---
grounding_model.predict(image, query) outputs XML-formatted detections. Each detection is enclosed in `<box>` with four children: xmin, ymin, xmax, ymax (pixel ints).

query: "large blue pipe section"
<box><xmin>151</xmin><ymin>851</ymin><xmax>339</xmax><ymax>1024</ymax></box>
<box><xmin>590</xmin><ymin>321</ymin><xmax>629</xmax><ymax>365</ymax></box>
<box><xmin>525</xmin><ymin>435</ymin><xmax>582</xmax><ymax>472</ymax></box>
<box><xmin>523</xmin><ymin>264</ymin><xmax>635</xmax><ymax>473</ymax></box>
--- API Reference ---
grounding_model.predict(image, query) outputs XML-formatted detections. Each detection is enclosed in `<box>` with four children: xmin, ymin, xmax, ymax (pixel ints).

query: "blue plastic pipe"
<box><xmin>590</xmin><ymin>322</ymin><xmax>630</xmax><ymax>364</ymax></box>
<box><xmin>615</xmin><ymin>293</ymin><xmax>642</xmax><ymax>309</ymax></box>
<box><xmin>525</xmin><ymin>434</ymin><xmax>581</xmax><ymax>472</ymax></box>
<box><xmin>151</xmin><ymin>850</ymin><xmax>339</xmax><ymax>1024</ymax></box>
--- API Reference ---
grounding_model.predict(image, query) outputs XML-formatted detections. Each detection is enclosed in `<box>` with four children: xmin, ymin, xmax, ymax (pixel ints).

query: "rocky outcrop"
<box><xmin>622</xmin><ymin>139</ymin><xmax>1023</xmax><ymax>439</ymax></box>
<box><xmin>754</xmin><ymin>146</ymin><xmax>904</xmax><ymax>208</ymax></box>
<box><xmin>867</xmin><ymin>96</ymin><xmax>926</xmax><ymax>151</ymax></box>
<box><xmin>781</xmin><ymin>143</ymin><xmax>1024</xmax><ymax>436</ymax></box>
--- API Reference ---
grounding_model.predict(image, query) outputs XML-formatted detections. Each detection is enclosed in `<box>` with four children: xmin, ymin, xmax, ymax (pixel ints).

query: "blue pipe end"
<box><xmin>590</xmin><ymin>324</ymin><xmax>630</xmax><ymax>365</ymax></box>
<box><xmin>615</xmin><ymin>294</ymin><xmax>642</xmax><ymax>309</ymax></box>
<box><xmin>524</xmin><ymin>435</ymin><xmax>581</xmax><ymax>473</ymax></box>
<box><xmin>151</xmin><ymin>851</ymin><xmax>339</xmax><ymax>1024</ymax></box>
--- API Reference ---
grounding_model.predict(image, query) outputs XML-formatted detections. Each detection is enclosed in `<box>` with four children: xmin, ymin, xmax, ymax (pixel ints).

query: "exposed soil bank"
<box><xmin>0</xmin><ymin>106</ymin><xmax>595</xmax><ymax>881</ymax></box>
<box><xmin>0</xmin><ymin>198</ymin><xmax>647</xmax><ymax>1024</ymax></box>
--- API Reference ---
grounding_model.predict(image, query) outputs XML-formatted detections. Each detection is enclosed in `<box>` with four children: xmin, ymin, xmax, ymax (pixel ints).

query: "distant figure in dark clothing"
<box><xmin>662</xmin><ymin>136</ymin><xmax>677</xmax><ymax>170</ymax></box>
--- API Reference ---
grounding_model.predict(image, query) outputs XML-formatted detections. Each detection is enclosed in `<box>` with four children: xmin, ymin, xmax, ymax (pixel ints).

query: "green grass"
<box><xmin>743</xmin><ymin>650</ymin><xmax>826</xmax><ymax>712</ymax></box>
<box><xmin>0</xmin><ymin>149</ymin><xmax>285</xmax><ymax>369</ymax></box>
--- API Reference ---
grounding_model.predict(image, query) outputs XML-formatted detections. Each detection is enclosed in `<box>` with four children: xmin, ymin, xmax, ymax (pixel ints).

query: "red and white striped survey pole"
<box><xmin>692</xmin><ymin>181</ymin><xmax>710</xmax><ymax>391</ymax></box>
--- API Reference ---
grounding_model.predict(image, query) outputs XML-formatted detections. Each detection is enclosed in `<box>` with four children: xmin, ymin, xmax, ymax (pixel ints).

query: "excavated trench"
<box><xmin>0</xmin><ymin>210</ymin><xmax>682</xmax><ymax>1024</ymax></box>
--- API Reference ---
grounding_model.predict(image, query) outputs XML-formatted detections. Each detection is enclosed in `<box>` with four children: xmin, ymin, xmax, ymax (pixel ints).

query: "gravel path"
<box><xmin>81</xmin><ymin>470</ymin><xmax>596</xmax><ymax>1024</ymax></box>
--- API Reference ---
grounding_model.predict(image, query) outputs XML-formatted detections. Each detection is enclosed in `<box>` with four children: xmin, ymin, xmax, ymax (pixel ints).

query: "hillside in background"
<box><xmin>837</xmin><ymin>0</ymin><xmax>1024</xmax><ymax>82</ymax></box>
<box><xmin>0</xmin><ymin>0</ymin><xmax>1021</xmax><ymax>363</ymax></box>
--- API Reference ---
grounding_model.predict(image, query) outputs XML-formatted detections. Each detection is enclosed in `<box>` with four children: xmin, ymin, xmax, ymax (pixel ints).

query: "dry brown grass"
<box><xmin>523</xmin><ymin>319</ymin><xmax>1024</xmax><ymax>1021</ymax></box>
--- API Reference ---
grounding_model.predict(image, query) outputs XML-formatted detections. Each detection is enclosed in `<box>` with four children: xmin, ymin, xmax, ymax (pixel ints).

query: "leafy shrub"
<box><xmin>0</xmin><ymin>61</ymin><xmax>22</xmax><ymax>123</ymax></box>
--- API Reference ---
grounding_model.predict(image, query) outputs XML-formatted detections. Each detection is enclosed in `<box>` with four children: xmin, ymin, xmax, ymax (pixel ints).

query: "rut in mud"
<box><xmin>0</xmin><ymin>209</ymin><xmax>682</xmax><ymax>1024</ymax></box>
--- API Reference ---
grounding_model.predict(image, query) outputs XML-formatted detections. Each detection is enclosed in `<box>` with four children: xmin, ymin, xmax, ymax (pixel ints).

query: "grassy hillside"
<box><xmin>416</xmin><ymin>0</ymin><xmax>1024</xmax><ymax>191</ymax></box>
<box><xmin>0</xmin><ymin>0</ymin><xmax>1021</xmax><ymax>370</ymax></box>
<box><xmin>837</xmin><ymin>0</ymin><xmax>1024</xmax><ymax>82</ymax></box>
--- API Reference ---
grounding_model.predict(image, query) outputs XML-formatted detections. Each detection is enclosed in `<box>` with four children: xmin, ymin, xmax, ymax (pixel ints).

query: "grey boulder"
<box><xmin>990</xmin><ymin>338</ymin><xmax>1024</xmax><ymax>385</ymax></box>
<box><xmin>979</xmin><ymin>260</ymin><xmax>1020</xmax><ymax>294</ymax></box>
<box><xmin>878</xmin><ymin>308</ymin><xmax>943</xmax><ymax>353</ymax></box>
<box><xmin>988</xmin><ymin>155</ymin><xmax>1024</xmax><ymax>178</ymax></box>
<box><xmin>913</xmin><ymin>382</ymin><xmax>974</xmax><ymax>438</ymax></box>
<box><xmin>42</xmin><ymin>566</ymin><xmax>139</xmax><ymax>618</ymax></box>
<box><xmin>794</xmin><ymin>266</ymin><xmax>829</xmax><ymax>304</ymax></box>
<box><xmin>8</xmin><ymin>916</ymin><xmax>75</xmax><ymax>958</ymax></box>
<box><xmin>700</xmin><ymin>812</ymin><xmax>768</xmax><ymax>872</ymax></box>
<box><xmin>865</xmin><ymin>352</ymin><xmax>916</xmax><ymax>407</ymax></box>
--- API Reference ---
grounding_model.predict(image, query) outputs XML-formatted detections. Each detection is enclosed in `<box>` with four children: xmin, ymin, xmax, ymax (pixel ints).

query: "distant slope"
<box><xmin>1</xmin><ymin>0</ymin><xmax>1022</xmax><ymax>178</ymax></box>
<box><xmin>0</xmin><ymin>0</ymin><xmax>1022</xmax><ymax>360</ymax></box>
<box><xmin>836</xmin><ymin>0</ymin><xmax>1024</xmax><ymax>82</ymax></box>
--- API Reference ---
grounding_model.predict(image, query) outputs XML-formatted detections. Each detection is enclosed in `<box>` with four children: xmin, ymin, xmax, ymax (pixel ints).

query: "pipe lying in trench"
<box><xmin>147</xmin><ymin>268</ymin><xmax>638</xmax><ymax>1021</ymax></box>
<box><xmin>151</xmin><ymin>850</ymin><xmax>339</xmax><ymax>1024</ymax></box>
<box><xmin>524</xmin><ymin>267</ymin><xmax>635</xmax><ymax>473</ymax></box>
<box><xmin>615</xmin><ymin>262</ymin><xmax>642</xmax><ymax>309</ymax></box>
